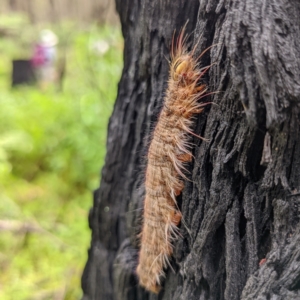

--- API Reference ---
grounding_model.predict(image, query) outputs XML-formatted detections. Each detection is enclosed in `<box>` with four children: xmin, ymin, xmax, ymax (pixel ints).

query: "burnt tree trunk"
<box><xmin>82</xmin><ymin>0</ymin><xmax>300</xmax><ymax>299</ymax></box>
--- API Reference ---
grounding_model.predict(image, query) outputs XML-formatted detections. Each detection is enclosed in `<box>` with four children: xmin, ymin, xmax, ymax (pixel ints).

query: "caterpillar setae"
<box><xmin>136</xmin><ymin>29</ymin><xmax>211</xmax><ymax>293</ymax></box>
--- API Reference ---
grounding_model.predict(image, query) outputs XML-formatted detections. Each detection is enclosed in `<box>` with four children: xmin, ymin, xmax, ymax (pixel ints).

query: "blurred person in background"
<box><xmin>31</xmin><ymin>29</ymin><xmax>58</xmax><ymax>87</ymax></box>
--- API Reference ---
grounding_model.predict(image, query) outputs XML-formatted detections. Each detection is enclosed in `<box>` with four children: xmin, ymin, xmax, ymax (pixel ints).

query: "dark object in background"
<box><xmin>12</xmin><ymin>59</ymin><xmax>36</xmax><ymax>86</ymax></box>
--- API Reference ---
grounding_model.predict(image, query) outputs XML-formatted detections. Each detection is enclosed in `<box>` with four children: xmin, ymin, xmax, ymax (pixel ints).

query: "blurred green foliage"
<box><xmin>0</xmin><ymin>14</ymin><xmax>123</xmax><ymax>300</ymax></box>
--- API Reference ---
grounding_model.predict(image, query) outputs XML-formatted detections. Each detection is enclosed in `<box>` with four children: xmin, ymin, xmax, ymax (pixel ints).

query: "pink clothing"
<box><xmin>31</xmin><ymin>43</ymin><xmax>57</xmax><ymax>82</ymax></box>
<box><xmin>31</xmin><ymin>44</ymin><xmax>46</xmax><ymax>67</ymax></box>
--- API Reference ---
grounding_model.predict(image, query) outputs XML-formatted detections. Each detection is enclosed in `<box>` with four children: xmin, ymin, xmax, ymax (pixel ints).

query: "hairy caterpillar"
<box><xmin>136</xmin><ymin>30</ymin><xmax>211</xmax><ymax>293</ymax></box>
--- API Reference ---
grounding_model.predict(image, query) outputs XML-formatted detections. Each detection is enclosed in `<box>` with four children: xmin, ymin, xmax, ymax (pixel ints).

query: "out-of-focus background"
<box><xmin>0</xmin><ymin>1</ymin><xmax>122</xmax><ymax>299</ymax></box>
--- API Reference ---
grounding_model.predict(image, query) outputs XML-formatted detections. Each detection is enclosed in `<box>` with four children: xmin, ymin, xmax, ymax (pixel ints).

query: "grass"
<box><xmin>0</xmin><ymin>15</ymin><xmax>123</xmax><ymax>300</ymax></box>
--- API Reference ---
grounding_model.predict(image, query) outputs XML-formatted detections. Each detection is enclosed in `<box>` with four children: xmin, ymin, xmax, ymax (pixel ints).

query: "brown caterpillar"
<box><xmin>136</xmin><ymin>30</ymin><xmax>211</xmax><ymax>293</ymax></box>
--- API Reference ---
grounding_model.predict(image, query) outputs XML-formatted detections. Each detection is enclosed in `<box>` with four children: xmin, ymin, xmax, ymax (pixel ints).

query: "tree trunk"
<box><xmin>82</xmin><ymin>0</ymin><xmax>300</xmax><ymax>299</ymax></box>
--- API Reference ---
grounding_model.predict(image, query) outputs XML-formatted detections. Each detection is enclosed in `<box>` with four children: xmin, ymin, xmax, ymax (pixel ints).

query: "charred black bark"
<box><xmin>82</xmin><ymin>0</ymin><xmax>300</xmax><ymax>299</ymax></box>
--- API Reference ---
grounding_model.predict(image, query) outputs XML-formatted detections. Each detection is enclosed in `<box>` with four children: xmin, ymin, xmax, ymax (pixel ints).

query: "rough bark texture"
<box><xmin>82</xmin><ymin>0</ymin><xmax>300</xmax><ymax>299</ymax></box>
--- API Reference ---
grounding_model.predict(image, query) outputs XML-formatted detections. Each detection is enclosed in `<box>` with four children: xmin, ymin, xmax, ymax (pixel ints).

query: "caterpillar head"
<box><xmin>172</xmin><ymin>57</ymin><xmax>193</xmax><ymax>81</ymax></box>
